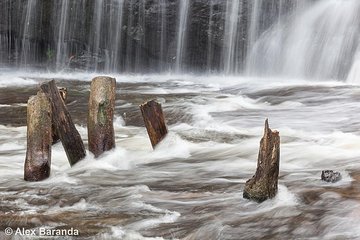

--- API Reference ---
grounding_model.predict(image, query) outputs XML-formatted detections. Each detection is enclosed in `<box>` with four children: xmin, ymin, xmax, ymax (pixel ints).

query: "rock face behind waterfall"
<box><xmin>0</xmin><ymin>0</ymin><xmax>359</xmax><ymax>79</ymax></box>
<box><xmin>0</xmin><ymin>0</ymin><xmax>292</xmax><ymax>73</ymax></box>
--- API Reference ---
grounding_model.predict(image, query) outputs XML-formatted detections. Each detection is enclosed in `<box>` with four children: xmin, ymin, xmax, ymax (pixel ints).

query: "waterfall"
<box><xmin>105</xmin><ymin>0</ymin><xmax>124</xmax><ymax>72</ymax></box>
<box><xmin>90</xmin><ymin>0</ymin><xmax>104</xmax><ymax>71</ymax></box>
<box><xmin>247</xmin><ymin>0</ymin><xmax>360</xmax><ymax>80</ymax></box>
<box><xmin>1</xmin><ymin>0</ymin><xmax>360</xmax><ymax>80</ymax></box>
<box><xmin>175</xmin><ymin>0</ymin><xmax>190</xmax><ymax>73</ymax></box>
<box><xmin>159</xmin><ymin>0</ymin><xmax>167</xmax><ymax>72</ymax></box>
<box><xmin>206</xmin><ymin>0</ymin><xmax>214</xmax><ymax>73</ymax></box>
<box><xmin>55</xmin><ymin>0</ymin><xmax>69</xmax><ymax>71</ymax></box>
<box><xmin>223</xmin><ymin>0</ymin><xmax>241</xmax><ymax>75</ymax></box>
<box><xmin>347</xmin><ymin>46</ymin><xmax>360</xmax><ymax>84</ymax></box>
<box><xmin>246</xmin><ymin>0</ymin><xmax>262</xmax><ymax>73</ymax></box>
<box><xmin>20</xmin><ymin>0</ymin><xmax>38</xmax><ymax>67</ymax></box>
<box><xmin>125</xmin><ymin>0</ymin><xmax>134</xmax><ymax>71</ymax></box>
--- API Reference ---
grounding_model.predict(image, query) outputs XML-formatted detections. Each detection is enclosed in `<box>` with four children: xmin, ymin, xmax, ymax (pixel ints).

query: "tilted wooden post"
<box><xmin>243</xmin><ymin>119</ymin><xmax>280</xmax><ymax>202</ymax></box>
<box><xmin>88</xmin><ymin>76</ymin><xmax>116</xmax><ymax>157</ymax></box>
<box><xmin>52</xmin><ymin>87</ymin><xmax>67</xmax><ymax>144</ymax></box>
<box><xmin>24</xmin><ymin>91</ymin><xmax>52</xmax><ymax>181</ymax></box>
<box><xmin>41</xmin><ymin>80</ymin><xmax>86</xmax><ymax>166</ymax></box>
<box><xmin>140</xmin><ymin>100</ymin><xmax>168</xmax><ymax>149</ymax></box>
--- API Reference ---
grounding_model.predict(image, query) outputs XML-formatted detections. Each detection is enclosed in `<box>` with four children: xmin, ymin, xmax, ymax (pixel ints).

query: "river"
<box><xmin>1</xmin><ymin>70</ymin><xmax>360</xmax><ymax>239</ymax></box>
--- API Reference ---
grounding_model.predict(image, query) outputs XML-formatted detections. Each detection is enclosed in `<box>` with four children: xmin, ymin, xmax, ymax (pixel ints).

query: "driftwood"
<box><xmin>40</xmin><ymin>80</ymin><xmax>86</xmax><ymax>166</ymax></box>
<box><xmin>140</xmin><ymin>100</ymin><xmax>168</xmax><ymax>148</ymax></box>
<box><xmin>24</xmin><ymin>91</ymin><xmax>52</xmax><ymax>181</ymax></box>
<box><xmin>52</xmin><ymin>87</ymin><xmax>67</xmax><ymax>144</ymax></box>
<box><xmin>243</xmin><ymin>119</ymin><xmax>280</xmax><ymax>202</ymax></box>
<box><xmin>88</xmin><ymin>76</ymin><xmax>116</xmax><ymax>157</ymax></box>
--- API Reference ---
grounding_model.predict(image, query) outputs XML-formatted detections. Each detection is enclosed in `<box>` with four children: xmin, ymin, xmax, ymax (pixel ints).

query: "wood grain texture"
<box><xmin>24</xmin><ymin>91</ymin><xmax>52</xmax><ymax>181</ymax></box>
<box><xmin>140</xmin><ymin>100</ymin><xmax>168</xmax><ymax>149</ymax></box>
<box><xmin>88</xmin><ymin>76</ymin><xmax>116</xmax><ymax>157</ymax></box>
<box><xmin>243</xmin><ymin>119</ymin><xmax>280</xmax><ymax>202</ymax></box>
<box><xmin>41</xmin><ymin>80</ymin><xmax>86</xmax><ymax>166</ymax></box>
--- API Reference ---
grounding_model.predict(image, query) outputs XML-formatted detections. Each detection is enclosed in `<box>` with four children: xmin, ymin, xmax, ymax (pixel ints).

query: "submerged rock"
<box><xmin>321</xmin><ymin>170</ymin><xmax>342</xmax><ymax>183</ymax></box>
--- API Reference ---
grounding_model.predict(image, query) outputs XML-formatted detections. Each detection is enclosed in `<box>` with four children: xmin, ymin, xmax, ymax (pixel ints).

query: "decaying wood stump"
<box><xmin>41</xmin><ymin>80</ymin><xmax>86</xmax><ymax>166</ymax></box>
<box><xmin>243</xmin><ymin>119</ymin><xmax>280</xmax><ymax>202</ymax></box>
<box><xmin>88</xmin><ymin>76</ymin><xmax>116</xmax><ymax>157</ymax></box>
<box><xmin>24</xmin><ymin>91</ymin><xmax>52</xmax><ymax>181</ymax></box>
<box><xmin>52</xmin><ymin>87</ymin><xmax>67</xmax><ymax>144</ymax></box>
<box><xmin>140</xmin><ymin>100</ymin><xmax>168</xmax><ymax>149</ymax></box>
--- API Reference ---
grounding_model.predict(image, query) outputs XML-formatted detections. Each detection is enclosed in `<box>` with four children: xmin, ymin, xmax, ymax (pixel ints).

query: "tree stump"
<box><xmin>140</xmin><ymin>100</ymin><xmax>168</xmax><ymax>149</ymax></box>
<box><xmin>52</xmin><ymin>87</ymin><xmax>67</xmax><ymax>144</ymax></box>
<box><xmin>88</xmin><ymin>76</ymin><xmax>116</xmax><ymax>157</ymax></box>
<box><xmin>40</xmin><ymin>80</ymin><xmax>86</xmax><ymax>166</ymax></box>
<box><xmin>243</xmin><ymin>119</ymin><xmax>280</xmax><ymax>202</ymax></box>
<box><xmin>24</xmin><ymin>91</ymin><xmax>52</xmax><ymax>181</ymax></box>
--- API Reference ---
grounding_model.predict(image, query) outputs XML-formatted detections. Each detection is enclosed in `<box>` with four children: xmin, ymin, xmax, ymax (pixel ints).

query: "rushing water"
<box><xmin>1</xmin><ymin>0</ymin><xmax>360</xmax><ymax>239</ymax></box>
<box><xmin>1</xmin><ymin>71</ymin><xmax>360</xmax><ymax>239</ymax></box>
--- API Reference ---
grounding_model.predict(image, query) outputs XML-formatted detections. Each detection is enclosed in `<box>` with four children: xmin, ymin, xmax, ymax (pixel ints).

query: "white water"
<box><xmin>20</xmin><ymin>0</ymin><xmax>38</xmax><ymax>67</ymax></box>
<box><xmin>247</xmin><ymin>0</ymin><xmax>360</xmax><ymax>80</ymax></box>
<box><xmin>55</xmin><ymin>0</ymin><xmax>69</xmax><ymax>71</ymax></box>
<box><xmin>1</xmin><ymin>0</ymin><xmax>360</xmax><ymax>238</ymax></box>
<box><xmin>1</xmin><ymin>72</ymin><xmax>360</xmax><ymax>238</ymax></box>
<box><xmin>159</xmin><ymin>0</ymin><xmax>167</xmax><ymax>72</ymax></box>
<box><xmin>347</xmin><ymin>47</ymin><xmax>360</xmax><ymax>84</ymax></box>
<box><xmin>223</xmin><ymin>0</ymin><xmax>241</xmax><ymax>74</ymax></box>
<box><xmin>175</xmin><ymin>0</ymin><xmax>190</xmax><ymax>73</ymax></box>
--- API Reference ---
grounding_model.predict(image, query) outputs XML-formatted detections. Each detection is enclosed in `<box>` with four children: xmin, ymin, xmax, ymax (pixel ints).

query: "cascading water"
<box><xmin>3</xmin><ymin>1</ymin><xmax>360</xmax><ymax>239</ymax></box>
<box><xmin>55</xmin><ymin>0</ymin><xmax>69</xmax><ymax>71</ymax></box>
<box><xmin>19</xmin><ymin>0</ymin><xmax>39</xmax><ymax>68</ymax></box>
<box><xmin>347</xmin><ymin>47</ymin><xmax>360</xmax><ymax>84</ymax></box>
<box><xmin>104</xmin><ymin>0</ymin><xmax>124</xmax><ymax>72</ymax></box>
<box><xmin>159</xmin><ymin>0</ymin><xmax>168</xmax><ymax>72</ymax></box>
<box><xmin>223</xmin><ymin>0</ymin><xmax>241</xmax><ymax>74</ymax></box>
<box><xmin>0</xmin><ymin>0</ymin><xmax>359</xmax><ymax>80</ymax></box>
<box><xmin>175</xmin><ymin>0</ymin><xmax>190</xmax><ymax>73</ymax></box>
<box><xmin>247</xmin><ymin>0</ymin><xmax>360</xmax><ymax>80</ymax></box>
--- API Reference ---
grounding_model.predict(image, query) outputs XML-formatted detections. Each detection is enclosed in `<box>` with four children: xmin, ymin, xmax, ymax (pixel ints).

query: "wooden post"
<box><xmin>52</xmin><ymin>87</ymin><xmax>67</xmax><ymax>144</ymax></box>
<box><xmin>88</xmin><ymin>76</ymin><xmax>116</xmax><ymax>157</ymax></box>
<box><xmin>243</xmin><ymin>119</ymin><xmax>280</xmax><ymax>202</ymax></box>
<box><xmin>140</xmin><ymin>100</ymin><xmax>168</xmax><ymax>149</ymax></box>
<box><xmin>24</xmin><ymin>91</ymin><xmax>52</xmax><ymax>181</ymax></box>
<box><xmin>40</xmin><ymin>80</ymin><xmax>86</xmax><ymax>166</ymax></box>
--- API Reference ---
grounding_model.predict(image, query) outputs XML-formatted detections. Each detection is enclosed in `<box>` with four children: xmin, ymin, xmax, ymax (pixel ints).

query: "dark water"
<box><xmin>1</xmin><ymin>72</ymin><xmax>360</xmax><ymax>239</ymax></box>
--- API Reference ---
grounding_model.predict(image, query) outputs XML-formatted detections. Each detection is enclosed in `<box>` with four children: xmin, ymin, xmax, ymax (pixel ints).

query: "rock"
<box><xmin>321</xmin><ymin>170</ymin><xmax>342</xmax><ymax>183</ymax></box>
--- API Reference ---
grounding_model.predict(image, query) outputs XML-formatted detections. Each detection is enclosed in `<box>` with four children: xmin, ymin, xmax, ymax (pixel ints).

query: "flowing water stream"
<box><xmin>1</xmin><ymin>71</ymin><xmax>360</xmax><ymax>239</ymax></box>
<box><xmin>1</xmin><ymin>0</ymin><xmax>360</xmax><ymax>239</ymax></box>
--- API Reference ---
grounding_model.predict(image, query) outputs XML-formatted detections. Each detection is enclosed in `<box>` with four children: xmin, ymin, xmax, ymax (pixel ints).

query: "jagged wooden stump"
<box><xmin>52</xmin><ymin>87</ymin><xmax>67</xmax><ymax>144</ymax></box>
<box><xmin>88</xmin><ymin>76</ymin><xmax>116</xmax><ymax>157</ymax></box>
<box><xmin>243</xmin><ymin>119</ymin><xmax>280</xmax><ymax>202</ymax></box>
<box><xmin>24</xmin><ymin>91</ymin><xmax>52</xmax><ymax>181</ymax></box>
<box><xmin>140</xmin><ymin>100</ymin><xmax>168</xmax><ymax>149</ymax></box>
<box><xmin>41</xmin><ymin>80</ymin><xmax>86</xmax><ymax>166</ymax></box>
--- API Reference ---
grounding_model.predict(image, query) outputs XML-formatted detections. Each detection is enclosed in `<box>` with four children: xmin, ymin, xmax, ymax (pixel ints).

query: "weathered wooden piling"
<box><xmin>140</xmin><ymin>100</ymin><xmax>168</xmax><ymax>149</ymax></box>
<box><xmin>24</xmin><ymin>91</ymin><xmax>52</xmax><ymax>181</ymax></box>
<box><xmin>41</xmin><ymin>80</ymin><xmax>86</xmax><ymax>166</ymax></box>
<box><xmin>88</xmin><ymin>76</ymin><xmax>116</xmax><ymax>157</ymax></box>
<box><xmin>52</xmin><ymin>87</ymin><xmax>67</xmax><ymax>144</ymax></box>
<box><xmin>243</xmin><ymin>119</ymin><xmax>280</xmax><ymax>202</ymax></box>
